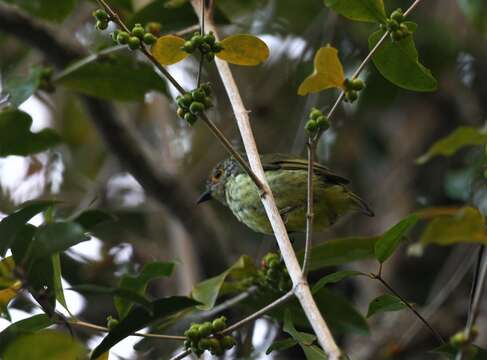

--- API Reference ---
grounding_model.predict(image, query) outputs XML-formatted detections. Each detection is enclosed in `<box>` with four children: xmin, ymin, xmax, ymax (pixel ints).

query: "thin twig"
<box><xmin>70</xmin><ymin>320</ymin><xmax>186</xmax><ymax>341</ymax></box>
<box><xmin>169</xmin><ymin>349</ymin><xmax>191</xmax><ymax>360</ymax></box>
<box><xmin>302</xmin><ymin>139</ymin><xmax>315</xmax><ymax>276</ymax></box>
<box><xmin>373</xmin><ymin>274</ymin><xmax>445</xmax><ymax>345</ymax></box>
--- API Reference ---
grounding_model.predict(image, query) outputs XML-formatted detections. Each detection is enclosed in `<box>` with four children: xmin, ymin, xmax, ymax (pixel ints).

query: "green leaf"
<box><xmin>0</xmin><ymin>314</ymin><xmax>54</xmax><ymax>354</ymax></box>
<box><xmin>191</xmin><ymin>255</ymin><xmax>257</xmax><ymax>310</ymax></box>
<box><xmin>298</xmin><ymin>45</ymin><xmax>345</xmax><ymax>96</ymax></box>
<box><xmin>366</xmin><ymin>294</ymin><xmax>407</xmax><ymax>318</ymax></box>
<box><xmin>1</xmin><ymin>67</ymin><xmax>43</xmax><ymax>107</ymax></box>
<box><xmin>299</xmin><ymin>236</ymin><xmax>378</xmax><ymax>272</ymax></box>
<box><xmin>217</xmin><ymin>34</ymin><xmax>270</xmax><ymax>66</ymax></box>
<box><xmin>301</xmin><ymin>344</ymin><xmax>328</xmax><ymax>360</ymax></box>
<box><xmin>312</xmin><ymin>270</ymin><xmax>365</xmax><ymax>294</ymax></box>
<box><xmin>27</xmin><ymin>222</ymin><xmax>89</xmax><ymax>267</ymax></box>
<box><xmin>114</xmin><ymin>261</ymin><xmax>175</xmax><ymax>319</ymax></box>
<box><xmin>420</xmin><ymin>207</ymin><xmax>487</xmax><ymax>246</ymax></box>
<box><xmin>52</xmin><ymin>254</ymin><xmax>68</xmax><ymax>312</ymax></box>
<box><xmin>3</xmin><ymin>330</ymin><xmax>87</xmax><ymax>359</ymax></box>
<box><xmin>1</xmin><ymin>0</ymin><xmax>76</xmax><ymax>22</ymax></box>
<box><xmin>0</xmin><ymin>109</ymin><xmax>62</xmax><ymax>157</ymax></box>
<box><xmin>369</xmin><ymin>23</ymin><xmax>437</xmax><ymax>92</ymax></box>
<box><xmin>283</xmin><ymin>309</ymin><xmax>317</xmax><ymax>345</ymax></box>
<box><xmin>70</xmin><ymin>284</ymin><xmax>154</xmax><ymax>314</ymax></box>
<box><xmin>416</xmin><ymin>126</ymin><xmax>487</xmax><ymax>164</ymax></box>
<box><xmin>266</xmin><ymin>338</ymin><xmax>299</xmax><ymax>354</ymax></box>
<box><xmin>91</xmin><ymin>296</ymin><xmax>199</xmax><ymax>359</ymax></box>
<box><xmin>324</xmin><ymin>0</ymin><xmax>387</xmax><ymax>23</ymax></box>
<box><xmin>0</xmin><ymin>200</ymin><xmax>57</xmax><ymax>256</ymax></box>
<box><xmin>374</xmin><ymin>214</ymin><xmax>418</xmax><ymax>263</ymax></box>
<box><xmin>151</xmin><ymin>35</ymin><xmax>189</xmax><ymax>66</ymax></box>
<box><xmin>74</xmin><ymin>209</ymin><xmax>117</xmax><ymax>230</ymax></box>
<box><xmin>55</xmin><ymin>56</ymin><xmax>167</xmax><ymax>102</ymax></box>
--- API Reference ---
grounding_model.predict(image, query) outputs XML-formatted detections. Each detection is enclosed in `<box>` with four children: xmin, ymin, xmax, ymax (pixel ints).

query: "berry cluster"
<box><xmin>449</xmin><ymin>327</ymin><xmax>478</xmax><ymax>355</ymax></box>
<box><xmin>343</xmin><ymin>78</ymin><xmax>365</xmax><ymax>103</ymax></box>
<box><xmin>255</xmin><ymin>253</ymin><xmax>292</xmax><ymax>293</ymax></box>
<box><xmin>176</xmin><ymin>83</ymin><xmax>213</xmax><ymax>125</ymax></box>
<box><xmin>304</xmin><ymin>108</ymin><xmax>330</xmax><ymax>134</ymax></box>
<box><xmin>93</xmin><ymin>9</ymin><xmax>111</xmax><ymax>30</ymax></box>
<box><xmin>111</xmin><ymin>23</ymin><xmax>157</xmax><ymax>50</ymax></box>
<box><xmin>183</xmin><ymin>316</ymin><xmax>236</xmax><ymax>356</ymax></box>
<box><xmin>382</xmin><ymin>8</ymin><xmax>412</xmax><ymax>42</ymax></box>
<box><xmin>181</xmin><ymin>31</ymin><xmax>223</xmax><ymax>62</ymax></box>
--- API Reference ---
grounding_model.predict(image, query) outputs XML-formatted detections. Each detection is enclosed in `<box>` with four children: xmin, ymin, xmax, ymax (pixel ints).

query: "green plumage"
<box><xmin>202</xmin><ymin>154</ymin><xmax>373</xmax><ymax>234</ymax></box>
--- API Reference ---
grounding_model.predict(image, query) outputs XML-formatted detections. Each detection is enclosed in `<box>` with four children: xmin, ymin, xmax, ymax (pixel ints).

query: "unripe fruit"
<box><xmin>177</xmin><ymin>107</ymin><xmax>186</xmax><ymax>118</ymax></box>
<box><xmin>96</xmin><ymin>20</ymin><xmax>108</xmax><ymax>31</ymax></box>
<box><xmin>93</xmin><ymin>9</ymin><xmax>109</xmax><ymax>22</ymax></box>
<box><xmin>386</xmin><ymin>18</ymin><xmax>400</xmax><ymax>31</ymax></box>
<box><xmin>212</xmin><ymin>42</ymin><xmax>224</xmax><ymax>53</ymax></box>
<box><xmin>343</xmin><ymin>78</ymin><xmax>353</xmax><ymax>90</ymax></box>
<box><xmin>199</xmin><ymin>322</ymin><xmax>213</xmax><ymax>337</ymax></box>
<box><xmin>305</xmin><ymin>119</ymin><xmax>318</xmax><ymax>133</ymax></box>
<box><xmin>200</xmin><ymin>42</ymin><xmax>211</xmax><ymax>53</ymax></box>
<box><xmin>184</xmin><ymin>327</ymin><xmax>199</xmax><ymax>341</ymax></box>
<box><xmin>204</xmin><ymin>32</ymin><xmax>216</xmax><ymax>45</ymax></box>
<box><xmin>185</xmin><ymin>113</ymin><xmax>197</xmax><ymax>125</ymax></box>
<box><xmin>309</xmin><ymin>108</ymin><xmax>322</xmax><ymax>120</ymax></box>
<box><xmin>191</xmin><ymin>35</ymin><xmax>204</xmax><ymax>47</ymax></box>
<box><xmin>201</xmin><ymin>83</ymin><xmax>211</xmax><ymax>95</ymax></box>
<box><xmin>268</xmin><ymin>258</ymin><xmax>280</xmax><ymax>269</ymax></box>
<box><xmin>128</xmin><ymin>36</ymin><xmax>141</xmax><ymax>50</ymax></box>
<box><xmin>351</xmin><ymin>79</ymin><xmax>365</xmax><ymax>91</ymax></box>
<box><xmin>211</xmin><ymin>316</ymin><xmax>227</xmax><ymax>332</ymax></box>
<box><xmin>189</xmin><ymin>101</ymin><xmax>205</xmax><ymax>114</ymax></box>
<box><xmin>204</xmin><ymin>96</ymin><xmax>213</xmax><ymax>109</ymax></box>
<box><xmin>191</xmin><ymin>89</ymin><xmax>206</xmax><ymax>102</ymax></box>
<box><xmin>316</xmin><ymin>115</ymin><xmax>331</xmax><ymax>130</ymax></box>
<box><xmin>146</xmin><ymin>22</ymin><xmax>162</xmax><ymax>36</ymax></box>
<box><xmin>197</xmin><ymin>338</ymin><xmax>213</xmax><ymax>350</ymax></box>
<box><xmin>391</xmin><ymin>8</ymin><xmax>405</xmax><ymax>23</ymax></box>
<box><xmin>208</xmin><ymin>338</ymin><xmax>222</xmax><ymax>355</ymax></box>
<box><xmin>117</xmin><ymin>31</ymin><xmax>130</xmax><ymax>44</ymax></box>
<box><xmin>221</xmin><ymin>335</ymin><xmax>236</xmax><ymax>350</ymax></box>
<box><xmin>106</xmin><ymin>316</ymin><xmax>119</xmax><ymax>330</ymax></box>
<box><xmin>132</xmin><ymin>25</ymin><xmax>145</xmax><ymax>39</ymax></box>
<box><xmin>143</xmin><ymin>33</ymin><xmax>157</xmax><ymax>45</ymax></box>
<box><xmin>345</xmin><ymin>90</ymin><xmax>358</xmax><ymax>103</ymax></box>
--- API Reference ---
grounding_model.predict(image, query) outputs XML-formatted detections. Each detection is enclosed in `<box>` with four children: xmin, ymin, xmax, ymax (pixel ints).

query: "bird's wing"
<box><xmin>261</xmin><ymin>153</ymin><xmax>350</xmax><ymax>185</ymax></box>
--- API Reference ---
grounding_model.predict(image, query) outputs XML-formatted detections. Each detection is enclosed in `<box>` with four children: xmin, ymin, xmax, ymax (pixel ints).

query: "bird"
<box><xmin>198</xmin><ymin>154</ymin><xmax>374</xmax><ymax>234</ymax></box>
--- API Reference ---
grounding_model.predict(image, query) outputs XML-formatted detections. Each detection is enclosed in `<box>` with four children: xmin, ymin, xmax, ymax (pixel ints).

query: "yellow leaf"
<box><xmin>95</xmin><ymin>351</ymin><xmax>110</xmax><ymax>360</ymax></box>
<box><xmin>298</xmin><ymin>45</ymin><xmax>345</xmax><ymax>96</ymax></box>
<box><xmin>151</xmin><ymin>35</ymin><xmax>189</xmax><ymax>66</ymax></box>
<box><xmin>0</xmin><ymin>280</ymin><xmax>21</xmax><ymax>307</ymax></box>
<box><xmin>217</xmin><ymin>34</ymin><xmax>269</xmax><ymax>66</ymax></box>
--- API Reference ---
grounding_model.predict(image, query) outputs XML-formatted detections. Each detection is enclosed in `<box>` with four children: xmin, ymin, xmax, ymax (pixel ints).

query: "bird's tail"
<box><xmin>349</xmin><ymin>192</ymin><xmax>375</xmax><ymax>217</ymax></box>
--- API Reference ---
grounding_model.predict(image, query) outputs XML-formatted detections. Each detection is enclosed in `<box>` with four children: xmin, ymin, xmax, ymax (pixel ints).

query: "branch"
<box><xmin>191</xmin><ymin>1</ymin><xmax>341</xmax><ymax>358</ymax></box>
<box><xmin>0</xmin><ymin>2</ymin><xmax>228</xmax><ymax>275</ymax></box>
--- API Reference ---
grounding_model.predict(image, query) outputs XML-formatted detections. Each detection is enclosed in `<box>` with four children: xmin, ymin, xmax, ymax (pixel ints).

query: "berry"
<box><xmin>268</xmin><ymin>258</ymin><xmax>280</xmax><ymax>269</ymax></box>
<box><xmin>204</xmin><ymin>96</ymin><xmax>213</xmax><ymax>109</ymax></box>
<box><xmin>143</xmin><ymin>32</ymin><xmax>157</xmax><ymax>45</ymax></box>
<box><xmin>197</xmin><ymin>338</ymin><xmax>212</xmax><ymax>350</ymax></box>
<box><xmin>93</xmin><ymin>9</ymin><xmax>109</xmax><ymax>22</ymax></box>
<box><xmin>391</xmin><ymin>8</ymin><xmax>405</xmax><ymax>23</ymax></box>
<box><xmin>96</xmin><ymin>20</ymin><xmax>108</xmax><ymax>31</ymax></box>
<box><xmin>116</xmin><ymin>31</ymin><xmax>130</xmax><ymax>44</ymax></box>
<box><xmin>309</xmin><ymin>107</ymin><xmax>322</xmax><ymax>120</ymax></box>
<box><xmin>111</xmin><ymin>30</ymin><xmax>120</xmax><ymax>42</ymax></box>
<box><xmin>177</xmin><ymin>107</ymin><xmax>186</xmax><ymax>119</ymax></box>
<box><xmin>184</xmin><ymin>113</ymin><xmax>197</xmax><ymax>125</ymax></box>
<box><xmin>128</xmin><ymin>36</ymin><xmax>141</xmax><ymax>50</ymax></box>
<box><xmin>181</xmin><ymin>41</ymin><xmax>195</xmax><ymax>53</ymax></box>
<box><xmin>345</xmin><ymin>90</ymin><xmax>358</xmax><ymax>103</ymax></box>
<box><xmin>351</xmin><ymin>79</ymin><xmax>365</xmax><ymax>91</ymax></box>
<box><xmin>199</xmin><ymin>42</ymin><xmax>211</xmax><ymax>54</ymax></box>
<box><xmin>208</xmin><ymin>338</ymin><xmax>223</xmax><ymax>355</ymax></box>
<box><xmin>201</xmin><ymin>83</ymin><xmax>211</xmax><ymax>95</ymax></box>
<box><xmin>189</xmin><ymin>101</ymin><xmax>205</xmax><ymax>114</ymax></box>
<box><xmin>146</xmin><ymin>22</ymin><xmax>161</xmax><ymax>36</ymax></box>
<box><xmin>212</xmin><ymin>42</ymin><xmax>224</xmax><ymax>53</ymax></box>
<box><xmin>204</xmin><ymin>32</ymin><xmax>216</xmax><ymax>45</ymax></box>
<box><xmin>132</xmin><ymin>25</ymin><xmax>145</xmax><ymax>39</ymax></box>
<box><xmin>316</xmin><ymin>115</ymin><xmax>331</xmax><ymax>130</ymax></box>
<box><xmin>191</xmin><ymin>34</ymin><xmax>204</xmax><ymax>47</ymax></box>
<box><xmin>199</xmin><ymin>322</ymin><xmax>213</xmax><ymax>337</ymax></box>
<box><xmin>184</xmin><ymin>327</ymin><xmax>200</xmax><ymax>341</ymax></box>
<box><xmin>211</xmin><ymin>316</ymin><xmax>227</xmax><ymax>332</ymax></box>
<box><xmin>106</xmin><ymin>316</ymin><xmax>119</xmax><ymax>330</ymax></box>
<box><xmin>386</xmin><ymin>18</ymin><xmax>400</xmax><ymax>31</ymax></box>
<box><xmin>191</xmin><ymin>89</ymin><xmax>206</xmax><ymax>102</ymax></box>
<box><xmin>221</xmin><ymin>335</ymin><xmax>236</xmax><ymax>350</ymax></box>
<box><xmin>305</xmin><ymin>119</ymin><xmax>318</xmax><ymax>133</ymax></box>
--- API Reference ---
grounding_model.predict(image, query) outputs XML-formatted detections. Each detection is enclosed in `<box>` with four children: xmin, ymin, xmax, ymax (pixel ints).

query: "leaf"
<box><xmin>266</xmin><ymin>338</ymin><xmax>299</xmax><ymax>354</ymax></box>
<box><xmin>283</xmin><ymin>309</ymin><xmax>317</xmax><ymax>345</ymax></box>
<box><xmin>366</xmin><ymin>294</ymin><xmax>407</xmax><ymax>318</ymax></box>
<box><xmin>56</xmin><ymin>56</ymin><xmax>167</xmax><ymax>101</ymax></box>
<box><xmin>416</xmin><ymin>127</ymin><xmax>487</xmax><ymax>164</ymax></box>
<box><xmin>217</xmin><ymin>34</ymin><xmax>270</xmax><ymax>66</ymax></box>
<box><xmin>301</xmin><ymin>344</ymin><xmax>328</xmax><ymax>360</ymax></box>
<box><xmin>299</xmin><ymin>236</ymin><xmax>378</xmax><ymax>272</ymax></box>
<box><xmin>74</xmin><ymin>209</ymin><xmax>117</xmax><ymax>230</ymax></box>
<box><xmin>52</xmin><ymin>254</ymin><xmax>68</xmax><ymax>312</ymax></box>
<box><xmin>191</xmin><ymin>255</ymin><xmax>257</xmax><ymax>310</ymax></box>
<box><xmin>151</xmin><ymin>35</ymin><xmax>189</xmax><ymax>66</ymax></box>
<box><xmin>115</xmin><ymin>261</ymin><xmax>175</xmax><ymax>319</ymax></box>
<box><xmin>0</xmin><ymin>200</ymin><xmax>57</xmax><ymax>256</ymax></box>
<box><xmin>0</xmin><ymin>280</ymin><xmax>21</xmax><ymax>312</ymax></box>
<box><xmin>369</xmin><ymin>23</ymin><xmax>437</xmax><ymax>92</ymax></box>
<box><xmin>91</xmin><ymin>296</ymin><xmax>199</xmax><ymax>359</ymax></box>
<box><xmin>324</xmin><ymin>0</ymin><xmax>387</xmax><ymax>23</ymax></box>
<box><xmin>1</xmin><ymin>67</ymin><xmax>43</xmax><ymax>107</ymax></box>
<box><xmin>420</xmin><ymin>207</ymin><xmax>487</xmax><ymax>246</ymax></box>
<box><xmin>0</xmin><ymin>256</ymin><xmax>16</xmax><ymax>289</ymax></box>
<box><xmin>374</xmin><ymin>214</ymin><xmax>418</xmax><ymax>263</ymax></box>
<box><xmin>70</xmin><ymin>285</ymin><xmax>153</xmax><ymax>314</ymax></box>
<box><xmin>0</xmin><ymin>314</ymin><xmax>54</xmax><ymax>354</ymax></box>
<box><xmin>432</xmin><ymin>343</ymin><xmax>487</xmax><ymax>359</ymax></box>
<box><xmin>298</xmin><ymin>45</ymin><xmax>345</xmax><ymax>95</ymax></box>
<box><xmin>3</xmin><ymin>330</ymin><xmax>87</xmax><ymax>359</ymax></box>
<box><xmin>312</xmin><ymin>270</ymin><xmax>365</xmax><ymax>294</ymax></box>
<box><xmin>27</xmin><ymin>222</ymin><xmax>89</xmax><ymax>267</ymax></box>
<box><xmin>0</xmin><ymin>109</ymin><xmax>62</xmax><ymax>157</ymax></box>
<box><xmin>1</xmin><ymin>0</ymin><xmax>76</xmax><ymax>22</ymax></box>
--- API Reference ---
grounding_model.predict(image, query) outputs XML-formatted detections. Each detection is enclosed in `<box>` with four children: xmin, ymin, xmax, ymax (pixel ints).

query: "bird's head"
<box><xmin>198</xmin><ymin>157</ymin><xmax>241</xmax><ymax>206</ymax></box>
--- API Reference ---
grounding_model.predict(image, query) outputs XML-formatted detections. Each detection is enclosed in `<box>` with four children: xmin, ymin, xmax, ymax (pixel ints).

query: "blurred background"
<box><xmin>0</xmin><ymin>0</ymin><xmax>486</xmax><ymax>358</ymax></box>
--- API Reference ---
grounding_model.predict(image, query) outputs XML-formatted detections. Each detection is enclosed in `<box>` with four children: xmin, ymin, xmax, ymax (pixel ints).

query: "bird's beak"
<box><xmin>197</xmin><ymin>190</ymin><xmax>212</xmax><ymax>204</ymax></box>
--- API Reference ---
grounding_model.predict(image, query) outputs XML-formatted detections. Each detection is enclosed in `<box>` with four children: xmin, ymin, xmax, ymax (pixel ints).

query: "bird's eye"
<box><xmin>212</xmin><ymin>169</ymin><xmax>223</xmax><ymax>182</ymax></box>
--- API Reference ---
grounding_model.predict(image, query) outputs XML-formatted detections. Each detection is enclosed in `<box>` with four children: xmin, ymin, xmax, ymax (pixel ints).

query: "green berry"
<box><xmin>343</xmin><ymin>78</ymin><xmax>353</xmax><ymax>90</ymax></box>
<box><xmin>263</xmin><ymin>253</ymin><xmax>279</xmax><ymax>266</ymax></box>
<box><xmin>177</xmin><ymin>94</ymin><xmax>192</xmax><ymax>109</ymax></box>
<box><xmin>268</xmin><ymin>258</ymin><xmax>280</xmax><ymax>269</ymax></box>
<box><xmin>146</xmin><ymin>22</ymin><xmax>161</xmax><ymax>36</ymax></box>
<box><xmin>177</xmin><ymin>107</ymin><xmax>186</xmax><ymax>119</ymax></box>
<box><xmin>391</xmin><ymin>8</ymin><xmax>405</xmax><ymax>23</ymax></box>
<box><xmin>309</xmin><ymin>107</ymin><xmax>322</xmax><ymax>120</ymax></box>
<box><xmin>200</xmin><ymin>42</ymin><xmax>212</xmax><ymax>54</ymax></box>
<box><xmin>212</xmin><ymin>42</ymin><xmax>224</xmax><ymax>53</ymax></box>
<box><xmin>143</xmin><ymin>32</ymin><xmax>157</xmax><ymax>45</ymax></box>
<box><xmin>128</xmin><ymin>36</ymin><xmax>141</xmax><ymax>50</ymax></box>
<box><xmin>106</xmin><ymin>316</ymin><xmax>119</xmax><ymax>330</ymax></box>
<box><xmin>316</xmin><ymin>115</ymin><xmax>331</xmax><ymax>130</ymax></box>
<box><xmin>345</xmin><ymin>90</ymin><xmax>358</xmax><ymax>103</ymax></box>
<box><xmin>198</xmin><ymin>338</ymin><xmax>213</xmax><ymax>350</ymax></box>
<box><xmin>96</xmin><ymin>20</ymin><xmax>108</xmax><ymax>31</ymax></box>
<box><xmin>203</xmin><ymin>96</ymin><xmax>213</xmax><ymax>109</ymax></box>
<box><xmin>221</xmin><ymin>335</ymin><xmax>236</xmax><ymax>350</ymax></box>
<box><xmin>266</xmin><ymin>268</ymin><xmax>280</xmax><ymax>280</ymax></box>
<box><xmin>181</xmin><ymin>41</ymin><xmax>195</xmax><ymax>53</ymax></box>
<box><xmin>184</xmin><ymin>327</ymin><xmax>200</xmax><ymax>341</ymax></box>
<box><xmin>93</xmin><ymin>9</ymin><xmax>109</xmax><ymax>22</ymax></box>
<box><xmin>111</xmin><ymin>30</ymin><xmax>120</xmax><ymax>42</ymax></box>
<box><xmin>450</xmin><ymin>331</ymin><xmax>468</xmax><ymax>347</ymax></box>
<box><xmin>116</xmin><ymin>31</ymin><xmax>130</xmax><ymax>44</ymax></box>
<box><xmin>204</xmin><ymin>32</ymin><xmax>216</xmax><ymax>45</ymax></box>
<box><xmin>185</xmin><ymin>113</ymin><xmax>197</xmax><ymax>125</ymax></box>
<box><xmin>132</xmin><ymin>25</ymin><xmax>145</xmax><ymax>39</ymax></box>
<box><xmin>189</xmin><ymin>101</ymin><xmax>205</xmax><ymax>114</ymax></box>
<box><xmin>305</xmin><ymin>119</ymin><xmax>318</xmax><ymax>133</ymax></box>
<box><xmin>192</xmin><ymin>89</ymin><xmax>206</xmax><ymax>102</ymax></box>
<box><xmin>208</xmin><ymin>338</ymin><xmax>222</xmax><ymax>355</ymax></box>
<box><xmin>199</xmin><ymin>322</ymin><xmax>213</xmax><ymax>337</ymax></box>
<box><xmin>191</xmin><ymin>34</ymin><xmax>204</xmax><ymax>47</ymax></box>
<box><xmin>386</xmin><ymin>18</ymin><xmax>400</xmax><ymax>31</ymax></box>
<box><xmin>351</xmin><ymin>79</ymin><xmax>365</xmax><ymax>91</ymax></box>
<box><xmin>206</xmin><ymin>52</ymin><xmax>215</xmax><ymax>62</ymax></box>
<box><xmin>201</xmin><ymin>83</ymin><xmax>211</xmax><ymax>95</ymax></box>
<box><xmin>211</xmin><ymin>316</ymin><xmax>227</xmax><ymax>332</ymax></box>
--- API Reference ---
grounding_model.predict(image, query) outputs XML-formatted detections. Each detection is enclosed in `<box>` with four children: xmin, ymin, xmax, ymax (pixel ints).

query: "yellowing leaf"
<box><xmin>151</xmin><ymin>35</ymin><xmax>189</xmax><ymax>66</ymax></box>
<box><xmin>0</xmin><ymin>281</ymin><xmax>21</xmax><ymax>307</ymax></box>
<box><xmin>217</xmin><ymin>34</ymin><xmax>269</xmax><ymax>66</ymax></box>
<box><xmin>298</xmin><ymin>46</ymin><xmax>345</xmax><ymax>96</ymax></box>
<box><xmin>420</xmin><ymin>207</ymin><xmax>487</xmax><ymax>246</ymax></box>
<box><xmin>95</xmin><ymin>352</ymin><xmax>110</xmax><ymax>360</ymax></box>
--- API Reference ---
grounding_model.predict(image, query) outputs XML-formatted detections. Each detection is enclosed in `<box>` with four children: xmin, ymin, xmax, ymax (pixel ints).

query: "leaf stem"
<box><xmin>302</xmin><ymin>139</ymin><xmax>316</xmax><ymax>277</ymax></box>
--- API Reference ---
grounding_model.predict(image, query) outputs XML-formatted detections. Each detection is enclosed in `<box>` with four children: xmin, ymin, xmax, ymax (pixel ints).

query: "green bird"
<box><xmin>198</xmin><ymin>154</ymin><xmax>374</xmax><ymax>234</ymax></box>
